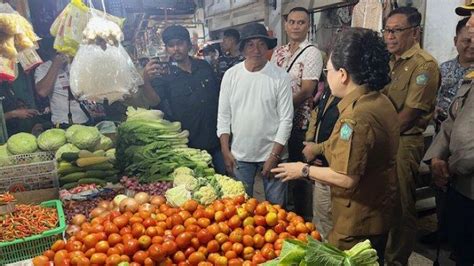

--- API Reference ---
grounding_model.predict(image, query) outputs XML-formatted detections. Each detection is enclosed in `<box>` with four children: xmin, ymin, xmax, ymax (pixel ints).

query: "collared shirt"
<box><xmin>34</xmin><ymin>61</ymin><xmax>89</xmax><ymax>125</ymax></box>
<box><xmin>382</xmin><ymin>43</ymin><xmax>440</xmax><ymax>135</ymax></box>
<box><xmin>437</xmin><ymin>57</ymin><xmax>471</xmax><ymax>119</ymax></box>
<box><xmin>271</xmin><ymin>40</ymin><xmax>323</xmax><ymax>130</ymax></box>
<box><xmin>152</xmin><ymin>58</ymin><xmax>220</xmax><ymax>151</ymax></box>
<box><xmin>322</xmin><ymin>86</ymin><xmax>399</xmax><ymax>236</ymax></box>
<box><xmin>424</xmin><ymin>73</ymin><xmax>474</xmax><ymax>200</ymax></box>
<box><xmin>217</xmin><ymin>61</ymin><xmax>294</xmax><ymax>162</ymax></box>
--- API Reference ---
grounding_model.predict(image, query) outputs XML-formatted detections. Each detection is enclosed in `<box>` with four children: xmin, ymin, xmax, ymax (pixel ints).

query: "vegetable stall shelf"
<box><xmin>0</xmin><ymin>200</ymin><xmax>66</xmax><ymax>264</ymax></box>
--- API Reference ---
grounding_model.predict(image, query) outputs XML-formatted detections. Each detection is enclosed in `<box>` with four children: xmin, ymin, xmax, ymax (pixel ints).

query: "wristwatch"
<box><xmin>301</xmin><ymin>164</ymin><xmax>310</xmax><ymax>179</ymax></box>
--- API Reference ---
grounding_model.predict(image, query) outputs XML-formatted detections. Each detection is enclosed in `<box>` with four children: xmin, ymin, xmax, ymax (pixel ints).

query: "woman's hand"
<box><xmin>271</xmin><ymin>162</ymin><xmax>306</xmax><ymax>182</ymax></box>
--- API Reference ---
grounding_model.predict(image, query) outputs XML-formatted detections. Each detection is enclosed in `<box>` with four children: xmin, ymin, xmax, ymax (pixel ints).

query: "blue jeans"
<box><xmin>233</xmin><ymin>160</ymin><xmax>287</xmax><ymax>207</ymax></box>
<box><xmin>209</xmin><ymin>147</ymin><xmax>226</xmax><ymax>175</ymax></box>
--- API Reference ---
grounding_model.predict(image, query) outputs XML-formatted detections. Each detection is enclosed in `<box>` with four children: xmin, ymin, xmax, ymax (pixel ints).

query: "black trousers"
<box><xmin>446</xmin><ymin>188</ymin><xmax>474</xmax><ymax>266</ymax></box>
<box><xmin>288</xmin><ymin>128</ymin><xmax>313</xmax><ymax>220</ymax></box>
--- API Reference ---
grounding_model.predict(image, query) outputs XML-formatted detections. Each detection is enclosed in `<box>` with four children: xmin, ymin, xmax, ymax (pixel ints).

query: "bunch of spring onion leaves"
<box><xmin>116</xmin><ymin>109</ymin><xmax>213</xmax><ymax>183</ymax></box>
<box><xmin>263</xmin><ymin>237</ymin><xmax>379</xmax><ymax>266</ymax></box>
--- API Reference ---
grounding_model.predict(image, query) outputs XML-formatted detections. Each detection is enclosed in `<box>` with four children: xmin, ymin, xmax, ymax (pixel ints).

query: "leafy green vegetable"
<box><xmin>126</xmin><ymin>106</ymin><xmax>164</xmax><ymax>121</ymax></box>
<box><xmin>305</xmin><ymin>237</ymin><xmax>346</xmax><ymax>265</ymax></box>
<box><xmin>279</xmin><ymin>239</ymin><xmax>307</xmax><ymax>264</ymax></box>
<box><xmin>7</xmin><ymin>132</ymin><xmax>38</xmax><ymax>155</ymax></box>
<box><xmin>37</xmin><ymin>128</ymin><xmax>66</xmax><ymax>151</ymax></box>
<box><xmin>264</xmin><ymin>236</ymin><xmax>379</xmax><ymax>266</ymax></box>
<box><xmin>65</xmin><ymin>125</ymin><xmax>86</xmax><ymax>141</ymax></box>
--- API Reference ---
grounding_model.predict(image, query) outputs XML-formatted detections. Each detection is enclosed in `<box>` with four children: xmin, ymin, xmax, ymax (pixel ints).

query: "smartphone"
<box><xmin>155</xmin><ymin>61</ymin><xmax>171</xmax><ymax>76</ymax></box>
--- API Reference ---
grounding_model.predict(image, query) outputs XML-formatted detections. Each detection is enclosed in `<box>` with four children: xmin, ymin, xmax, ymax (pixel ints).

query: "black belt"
<box><xmin>400</xmin><ymin>132</ymin><xmax>423</xmax><ymax>136</ymax></box>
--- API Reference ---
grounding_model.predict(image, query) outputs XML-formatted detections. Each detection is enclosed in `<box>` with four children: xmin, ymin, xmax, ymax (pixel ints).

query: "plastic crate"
<box><xmin>0</xmin><ymin>200</ymin><xmax>66</xmax><ymax>264</ymax></box>
<box><xmin>0</xmin><ymin>152</ymin><xmax>58</xmax><ymax>192</ymax></box>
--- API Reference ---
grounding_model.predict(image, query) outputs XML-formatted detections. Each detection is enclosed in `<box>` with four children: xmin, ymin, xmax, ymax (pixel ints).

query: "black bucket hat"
<box><xmin>162</xmin><ymin>25</ymin><xmax>192</xmax><ymax>45</ymax></box>
<box><xmin>239</xmin><ymin>23</ymin><xmax>277</xmax><ymax>51</ymax></box>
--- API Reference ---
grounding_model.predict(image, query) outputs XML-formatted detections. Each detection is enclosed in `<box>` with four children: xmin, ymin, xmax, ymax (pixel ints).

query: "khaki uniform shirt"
<box><xmin>383</xmin><ymin>43</ymin><xmax>440</xmax><ymax>135</ymax></box>
<box><xmin>321</xmin><ymin>86</ymin><xmax>400</xmax><ymax>236</ymax></box>
<box><xmin>423</xmin><ymin>71</ymin><xmax>474</xmax><ymax>200</ymax></box>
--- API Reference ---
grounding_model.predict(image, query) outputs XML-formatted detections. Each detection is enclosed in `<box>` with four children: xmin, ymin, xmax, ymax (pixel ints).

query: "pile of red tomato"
<box><xmin>32</xmin><ymin>195</ymin><xmax>321</xmax><ymax>266</ymax></box>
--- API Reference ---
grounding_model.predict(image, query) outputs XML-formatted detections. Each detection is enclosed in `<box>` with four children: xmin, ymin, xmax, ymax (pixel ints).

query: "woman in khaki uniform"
<box><xmin>272</xmin><ymin>28</ymin><xmax>399</xmax><ymax>264</ymax></box>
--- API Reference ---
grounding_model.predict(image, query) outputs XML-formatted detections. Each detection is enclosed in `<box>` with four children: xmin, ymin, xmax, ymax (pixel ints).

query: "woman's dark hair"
<box><xmin>330</xmin><ymin>28</ymin><xmax>391</xmax><ymax>91</ymax></box>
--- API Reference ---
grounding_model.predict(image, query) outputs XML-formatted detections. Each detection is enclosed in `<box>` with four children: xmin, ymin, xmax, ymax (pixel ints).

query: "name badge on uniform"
<box><xmin>340</xmin><ymin>122</ymin><xmax>353</xmax><ymax>141</ymax></box>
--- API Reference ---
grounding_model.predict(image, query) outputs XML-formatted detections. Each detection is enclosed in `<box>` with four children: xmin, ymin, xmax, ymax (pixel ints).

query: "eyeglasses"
<box><xmin>381</xmin><ymin>25</ymin><xmax>419</xmax><ymax>35</ymax></box>
<box><xmin>323</xmin><ymin>68</ymin><xmax>334</xmax><ymax>75</ymax></box>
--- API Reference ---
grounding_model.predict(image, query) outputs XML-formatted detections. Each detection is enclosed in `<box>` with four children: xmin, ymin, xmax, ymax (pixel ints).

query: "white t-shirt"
<box><xmin>217</xmin><ymin>61</ymin><xmax>294</xmax><ymax>162</ymax></box>
<box><xmin>35</xmin><ymin>61</ymin><xmax>88</xmax><ymax>125</ymax></box>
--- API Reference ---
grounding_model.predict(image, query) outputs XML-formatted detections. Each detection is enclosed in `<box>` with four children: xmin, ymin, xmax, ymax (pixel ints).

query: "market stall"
<box><xmin>0</xmin><ymin>1</ymin><xmax>383</xmax><ymax>265</ymax></box>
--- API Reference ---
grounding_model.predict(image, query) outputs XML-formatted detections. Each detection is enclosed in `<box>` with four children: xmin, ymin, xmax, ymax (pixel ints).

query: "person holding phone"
<box><xmin>271</xmin><ymin>28</ymin><xmax>399</xmax><ymax>264</ymax></box>
<box><xmin>142</xmin><ymin>25</ymin><xmax>225</xmax><ymax>174</ymax></box>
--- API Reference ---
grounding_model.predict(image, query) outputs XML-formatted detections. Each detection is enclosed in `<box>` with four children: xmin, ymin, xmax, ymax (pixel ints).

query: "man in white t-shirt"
<box><xmin>34</xmin><ymin>53</ymin><xmax>89</xmax><ymax>126</ymax></box>
<box><xmin>271</xmin><ymin>6</ymin><xmax>323</xmax><ymax>221</ymax></box>
<box><xmin>217</xmin><ymin>23</ymin><xmax>294</xmax><ymax>206</ymax></box>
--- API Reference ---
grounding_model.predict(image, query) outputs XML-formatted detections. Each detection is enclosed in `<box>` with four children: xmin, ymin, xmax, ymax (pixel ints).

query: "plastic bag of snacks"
<box><xmin>50</xmin><ymin>0</ymin><xmax>124</xmax><ymax>57</ymax></box>
<box><xmin>69</xmin><ymin>13</ymin><xmax>142</xmax><ymax>103</ymax></box>
<box><xmin>0</xmin><ymin>56</ymin><xmax>17</xmax><ymax>82</ymax></box>
<box><xmin>17</xmin><ymin>48</ymin><xmax>43</xmax><ymax>72</ymax></box>
<box><xmin>0</xmin><ymin>3</ymin><xmax>40</xmax><ymax>60</ymax></box>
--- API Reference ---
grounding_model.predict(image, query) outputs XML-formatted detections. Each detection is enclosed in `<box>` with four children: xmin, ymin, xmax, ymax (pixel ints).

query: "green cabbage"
<box><xmin>105</xmin><ymin>148</ymin><xmax>116</xmax><ymax>159</ymax></box>
<box><xmin>165</xmin><ymin>185</ymin><xmax>191</xmax><ymax>207</ymax></box>
<box><xmin>68</xmin><ymin>126</ymin><xmax>101</xmax><ymax>150</ymax></box>
<box><xmin>0</xmin><ymin>144</ymin><xmax>12</xmax><ymax>166</ymax></box>
<box><xmin>193</xmin><ymin>185</ymin><xmax>218</xmax><ymax>205</ymax></box>
<box><xmin>55</xmin><ymin>143</ymin><xmax>80</xmax><ymax>160</ymax></box>
<box><xmin>37</xmin><ymin>129</ymin><xmax>66</xmax><ymax>151</ymax></box>
<box><xmin>65</xmin><ymin>125</ymin><xmax>86</xmax><ymax>141</ymax></box>
<box><xmin>7</xmin><ymin>132</ymin><xmax>38</xmax><ymax>155</ymax></box>
<box><xmin>94</xmin><ymin>135</ymin><xmax>114</xmax><ymax>151</ymax></box>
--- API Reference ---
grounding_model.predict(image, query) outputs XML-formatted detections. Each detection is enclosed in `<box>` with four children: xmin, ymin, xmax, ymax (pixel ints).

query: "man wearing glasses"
<box><xmin>381</xmin><ymin>7</ymin><xmax>440</xmax><ymax>266</ymax></box>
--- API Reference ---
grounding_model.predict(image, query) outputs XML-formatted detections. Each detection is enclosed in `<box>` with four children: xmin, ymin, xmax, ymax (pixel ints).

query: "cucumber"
<box><xmin>104</xmin><ymin>175</ymin><xmax>120</xmax><ymax>183</ymax></box>
<box><xmin>58</xmin><ymin>163</ymin><xmax>82</xmax><ymax>175</ymax></box>
<box><xmin>61</xmin><ymin>152</ymin><xmax>79</xmax><ymax>162</ymax></box>
<box><xmin>60</xmin><ymin>172</ymin><xmax>87</xmax><ymax>184</ymax></box>
<box><xmin>76</xmin><ymin>157</ymin><xmax>109</xmax><ymax>167</ymax></box>
<box><xmin>83</xmin><ymin>162</ymin><xmax>114</xmax><ymax>171</ymax></box>
<box><xmin>58</xmin><ymin>161</ymin><xmax>72</xmax><ymax>168</ymax></box>
<box><xmin>85</xmin><ymin>170</ymin><xmax>109</xmax><ymax>179</ymax></box>
<box><xmin>62</xmin><ymin>182</ymin><xmax>79</xmax><ymax>190</ymax></box>
<box><xmin>78</xmin><ymin>178</ymin><xmax>107</xmax><ymax>187</ymax></box>
<box><xmin>78</xmin><ymin>150</ymin><xmax>95</xmax><ymax>158</ymax></box>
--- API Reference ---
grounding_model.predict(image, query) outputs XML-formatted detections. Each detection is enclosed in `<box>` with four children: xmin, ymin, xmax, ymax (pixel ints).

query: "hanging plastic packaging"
<box><xmin>50</xmin><ymin>0</ymin><xmax>124</xmax><ymax>56</ymax></box>
<box><xmin>0</xmin><ymin>57</ymin><xmax>17</xmax><ymax>82</ymax></box>
<box><xmin>69</xmin><ymin>12</ymin><xmax>142</xmax><ymax>103</ymax></box>
<box><xmin>0</xmin><ymin>3</ymin><xmax>40</xmax><ymax>60</ymax></box>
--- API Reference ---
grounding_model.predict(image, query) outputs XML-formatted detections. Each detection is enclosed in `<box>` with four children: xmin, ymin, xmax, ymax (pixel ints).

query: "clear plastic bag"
<box><xmin>69</xmin><ymin>42</ymin><xmax>143</xmax><ymax>103</ymax></box>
